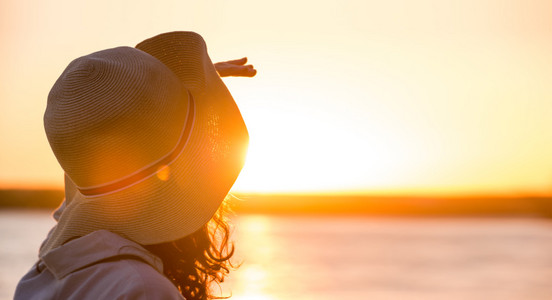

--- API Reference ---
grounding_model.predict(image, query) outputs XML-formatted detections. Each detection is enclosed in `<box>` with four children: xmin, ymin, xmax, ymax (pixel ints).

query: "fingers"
<box><xmin>221</xmin><ymin>65</ymin><xmax>256</xmax><ymax>77</ymax></box>
<box><xmin>214</xmin><ymin>57</ymin><xmax>257</xmax><ymax>77</ymax></box>
<box><xmin>225</xmin><ymin>57</ymin><xmax>248</xmax><ymax>66</ymax></box>
<box><xmin>238</xmin><ymin>65</ymin><xmax>257</xmax><ymax>77</ymax></box>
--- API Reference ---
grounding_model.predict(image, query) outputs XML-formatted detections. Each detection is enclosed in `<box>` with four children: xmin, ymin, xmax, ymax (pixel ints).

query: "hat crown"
<box><xmin>45</xmin><ymin>47</ymin><xmax>189</xmax><ymax>188</ymax></box>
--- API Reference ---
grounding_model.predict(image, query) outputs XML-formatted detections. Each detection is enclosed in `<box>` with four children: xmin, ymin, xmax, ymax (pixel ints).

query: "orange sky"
<box><xmin>1</xmin><ymin>0</ymin><xmax>551</xmax><ymax>196</ymax></box>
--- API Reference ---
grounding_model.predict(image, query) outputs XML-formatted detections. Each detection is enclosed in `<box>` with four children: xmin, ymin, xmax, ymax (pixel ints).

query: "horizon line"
<box><xmin>0</xmin><ymin>184</ymin><xmax>550</xmax><ymax>199</ymax></box>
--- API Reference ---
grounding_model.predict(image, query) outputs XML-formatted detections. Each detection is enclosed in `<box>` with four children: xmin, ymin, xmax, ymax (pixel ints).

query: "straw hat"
<box><xmin>40</xmin><ymin>32</ymin><xmax>248</xmax><ymax>256</ymax></box>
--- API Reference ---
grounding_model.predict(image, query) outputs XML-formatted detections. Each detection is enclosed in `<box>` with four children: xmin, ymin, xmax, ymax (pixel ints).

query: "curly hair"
<box><xmin>144</xmin><ymin>199</ymin><xmax>236</xmax><ymax>300</ymax></box>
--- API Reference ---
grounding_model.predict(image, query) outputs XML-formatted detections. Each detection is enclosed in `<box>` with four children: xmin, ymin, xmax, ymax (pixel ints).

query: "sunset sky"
<box><xmin>1</xmin><ymin>0</ymin><xmax>551</xmax><ymax>196</ymax></box>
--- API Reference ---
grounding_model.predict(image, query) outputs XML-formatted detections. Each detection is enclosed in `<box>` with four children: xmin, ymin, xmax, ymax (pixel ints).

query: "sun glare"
<box><xmin>231</xmin><ymin>83</ymin><xmax>439</xmax><ymax>194</ymax></box>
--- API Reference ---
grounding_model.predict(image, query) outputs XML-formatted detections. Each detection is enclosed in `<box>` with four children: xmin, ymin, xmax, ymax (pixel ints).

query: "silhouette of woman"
<box><xmin>15</xmin><ymin>31</ymin><xmax>255</xmax><ymax>300</ymax></box>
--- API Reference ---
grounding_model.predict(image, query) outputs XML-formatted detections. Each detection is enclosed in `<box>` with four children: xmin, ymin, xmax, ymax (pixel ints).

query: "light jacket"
<box><xmin>15</xmin><ymin>230</ymin><xmax>185</xmax><ymax>299</ymax></box>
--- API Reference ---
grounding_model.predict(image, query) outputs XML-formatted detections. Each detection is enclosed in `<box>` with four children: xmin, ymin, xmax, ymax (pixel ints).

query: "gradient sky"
<box><xmin>1</xmin><ymin>0</ymin><xmax>551</xmax><ymax>196</ymax></box>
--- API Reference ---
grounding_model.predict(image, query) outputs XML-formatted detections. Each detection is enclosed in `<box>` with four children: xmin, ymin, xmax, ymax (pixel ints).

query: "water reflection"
<box><xmin>219</xmin><ymin>215</ymin><xmax>552</xmax><ymax>300</ymax></box>
<box><xmin>221</xmin><ymin>215</ymin><xmax>276</xmax><ymax>299</ymax></box>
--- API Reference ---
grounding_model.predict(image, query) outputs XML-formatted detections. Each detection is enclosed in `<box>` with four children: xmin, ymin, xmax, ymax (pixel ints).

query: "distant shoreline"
<box><xmin>1</xmin><ymin>189</ymin><xmax>551</xmax><ymax>218</ymax></box>
<box><xmin>0</xmin><ymin>189</ymin><xmax>64</xmax><ymax>209</ymax></box>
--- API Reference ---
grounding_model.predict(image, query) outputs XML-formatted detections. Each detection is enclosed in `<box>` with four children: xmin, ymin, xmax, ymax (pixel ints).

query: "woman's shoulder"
<box><xmin>16</xmin><ymin>230</ymin><xmax>185</xmax><ymax>300</ymax></box>
<box><xmin>80</xmin><ymin>256</ymin><xmax>184</xmax><ymax>299</ymax></box>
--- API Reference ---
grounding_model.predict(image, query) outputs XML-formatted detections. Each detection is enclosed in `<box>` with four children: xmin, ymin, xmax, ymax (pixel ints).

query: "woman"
<box><xmin>15</xmin><ymin>31</ymin><xmax>255</xmax><ymax>300</ymax></box>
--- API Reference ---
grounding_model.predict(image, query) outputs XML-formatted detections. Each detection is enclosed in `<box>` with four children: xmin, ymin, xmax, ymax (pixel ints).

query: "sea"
<box><xmin>1</xmin><ymin>210</ymin><xmax>552</xmax><ymax>300</ymax></box>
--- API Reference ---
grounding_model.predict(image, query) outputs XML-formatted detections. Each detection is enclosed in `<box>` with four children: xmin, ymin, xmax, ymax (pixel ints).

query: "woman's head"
<box><xmin>40</xmin><ymin>32</ymin><xmax>248</xmax><ymax>256</ymax></box>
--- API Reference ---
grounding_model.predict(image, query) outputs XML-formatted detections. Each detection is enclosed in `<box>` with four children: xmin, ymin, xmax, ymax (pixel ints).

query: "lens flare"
<box><xmin>156</xmin><ymin>165</ymin><xmax>170</xmax><ymax>181</ymax></box>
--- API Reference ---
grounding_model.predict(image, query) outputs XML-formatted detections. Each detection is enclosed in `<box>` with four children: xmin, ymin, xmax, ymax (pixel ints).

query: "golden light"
<box><xmin>232</xmin><ymin>295</ymin><xmax>275</xmax><ymax>300</ymax></box>
<box><xmin>219</xmin><ymin>215</ymin><xmax>276</xmax><ymax>299</ymax></box>
<box><xmin>1</xmin><ymin>0</ymin><xmax>551</xmax><ymax>197</ymax></box>
<box><xmin>230</xmin><ymin>83</ymin><xmax>453</xmax><ymax>195</ymax></box>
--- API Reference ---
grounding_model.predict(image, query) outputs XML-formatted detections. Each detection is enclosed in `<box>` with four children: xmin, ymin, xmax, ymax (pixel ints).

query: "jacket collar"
<box><xmin>40</xmin><ymin>230</ymin><xmax>163</xmax><ymax>280</ymax></box>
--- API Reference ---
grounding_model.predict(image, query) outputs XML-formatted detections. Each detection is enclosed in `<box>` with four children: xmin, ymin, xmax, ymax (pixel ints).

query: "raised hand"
<box><xmin>214</xmin><ymin>57</ymin><xmax>257</xmax><ymax>77</ymax></box>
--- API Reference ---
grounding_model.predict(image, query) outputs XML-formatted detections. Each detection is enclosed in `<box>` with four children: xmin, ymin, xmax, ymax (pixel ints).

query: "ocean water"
<box><xmin>1</xmin><ymin>210</ymin><xmax>552</xmax><ymax>300</ymax></box>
